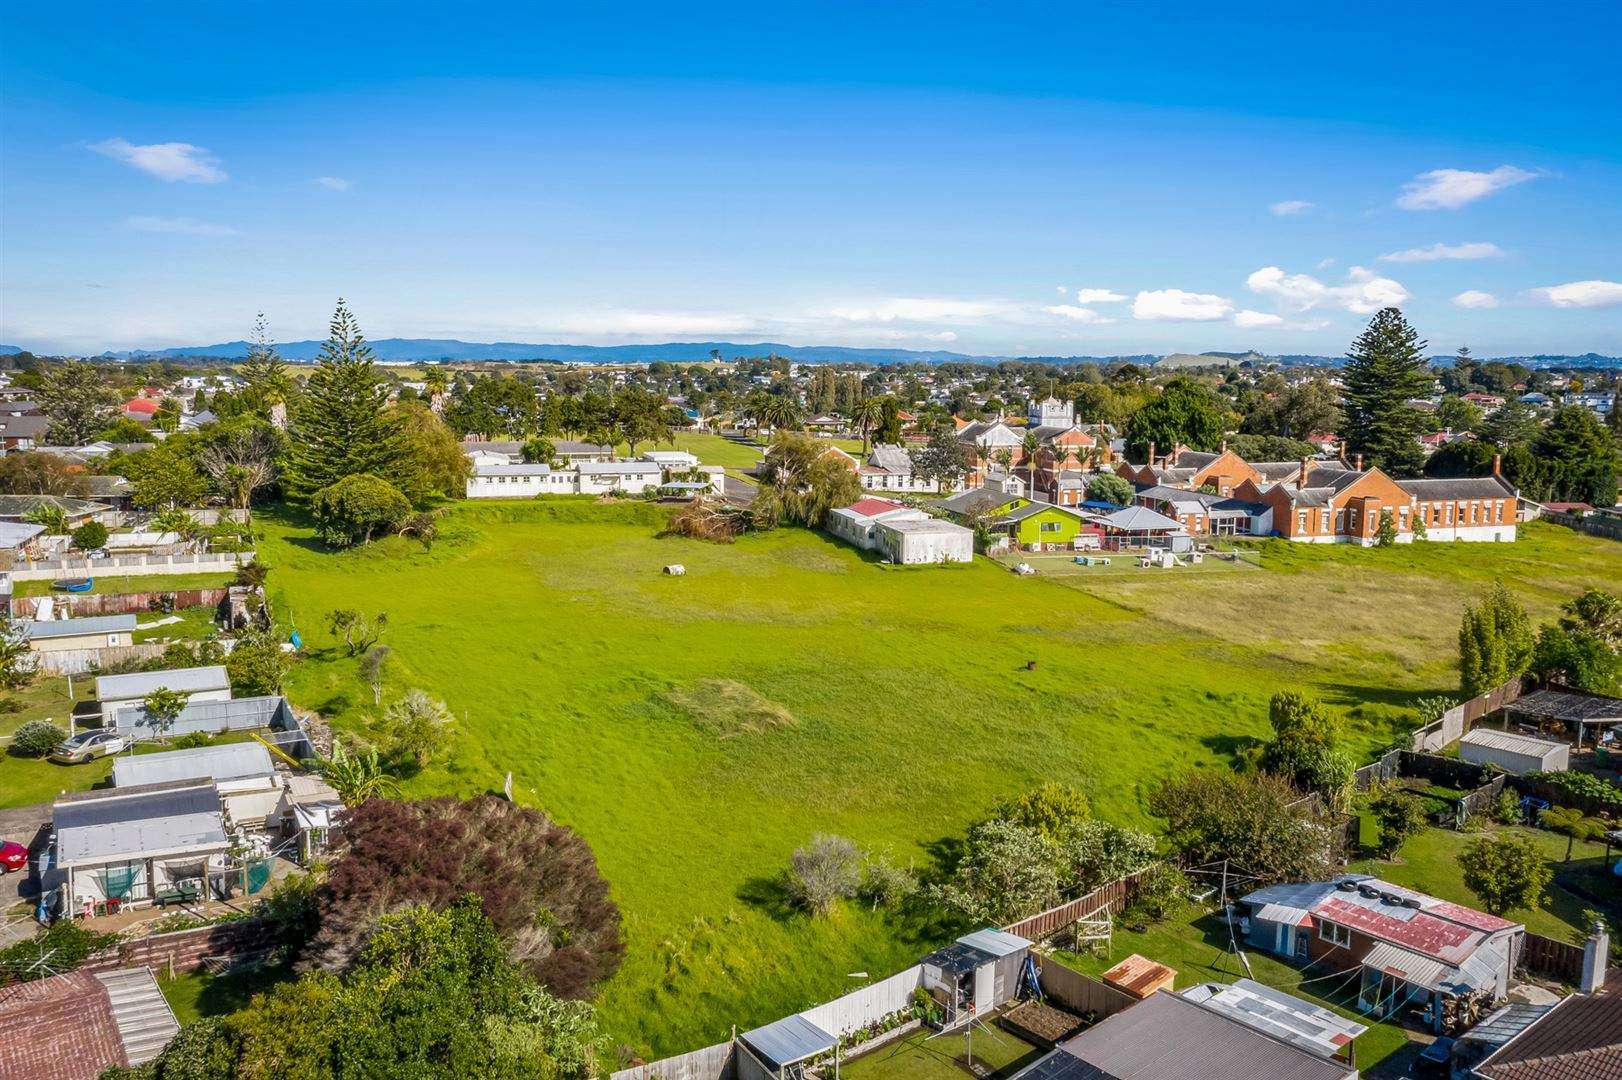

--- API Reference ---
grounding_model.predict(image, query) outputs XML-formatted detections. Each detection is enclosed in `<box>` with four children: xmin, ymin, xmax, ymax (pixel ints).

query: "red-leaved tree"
<box><xmin>304</xmin><ymin>795</ymin><xmax>623</xmax><ymax>999</ymax></box>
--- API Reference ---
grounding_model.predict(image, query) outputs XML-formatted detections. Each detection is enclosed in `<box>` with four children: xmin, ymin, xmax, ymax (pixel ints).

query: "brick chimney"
<box><xmin>1219</xmin><ymin>439</ymin><xmax>1227</xmax><ymax>453</ymax></box>
<box><xmin>1298</xmin><ymin>456</ymin><xmax>1311</xmax><ymax>491</ymax></box>
<box><xmin>1354</xmin><ymin>453</ymin><xmax>1363</xmax><ymax>472</ymax></box>
<box><xmin>1581</xmin><ymin>920</ymin><xmax>1610</xmax><ymax>993</ymax></box>
<box><xmin>1147</xmin><ymin>440</ymin><xmax>1156</xmax><ymax>468</ymax></box>
<box><xmin>1492</xmin><ymin>453</ymin><xmax>1502</xmax><ymax>477</ymax></box>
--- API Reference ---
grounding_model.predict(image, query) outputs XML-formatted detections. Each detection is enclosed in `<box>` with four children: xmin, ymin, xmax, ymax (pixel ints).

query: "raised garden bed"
<box><xmin>998</xmin><ymin>998</ymin><xmax>1087</xmax><ymax>1048</ymax></box>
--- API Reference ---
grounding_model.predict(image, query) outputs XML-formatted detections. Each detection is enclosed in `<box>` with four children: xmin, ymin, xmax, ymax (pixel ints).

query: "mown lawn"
<box><xmin>251</xmin><ymin>504</ymin><xmax>1614</xmax><ymax>1058</ymax></box>
<box><xmin>615</xmin><ymin>431</ymin><xmax>765</xmax><ymax>470</ymax></box>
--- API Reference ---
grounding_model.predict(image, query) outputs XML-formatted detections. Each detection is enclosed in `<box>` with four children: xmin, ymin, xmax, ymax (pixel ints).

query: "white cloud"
<box><xmin>1452</xmin><ymin>290</ymin><xmax>1500</xmax><ymax>309</ymax></box>
<box><xmin>1316</xmin><ymin>257</ymin><xmax>1336</xmax><ymax>270</ymax></box>
<box><xmin>1056</xmin><ymin>285</ymin><xmax>1069</xmax><ymax>295</ymax></box>
<box><xmin>311</xmin><ymin>176</ymin><xmax>353</xmax><ymax>191</ymax></box>
<box><xmin>1233</xmin><ymin>309</ymin><xmax>1285</xmax><ymax>328</ymax></box>
<box><xmin>1379</xmin><ymin>241</ymin><xmax>1505</xmax><ymax>263</ymax></box>
<box><xmin>1529</xmin><ymin>279</ymin><xmax>1622</xmax><ymax>309</ymax></box>
<box><xmin>1132</xmin><ymin>289</ymin><xmax>1233</xmax><ymax>322</ymax></box>
<box><xmin>89</xmin><ymin>138</ymin><xmax>226</xmax><ymax>183</ymax></box>
<box><xmin>1043</xmin><ymin>305</ymin><xmax>1115</xmax><ymax>324</ymax></box>
<box><xmin>1270</xmin><ymin>200</ymin><xmax>1314</xmax><ymax>216</ymax></box>
<box><xmin>125</xmin><ymin>215</ymin><xmax>238</xmax><ymax>237</ymax></box>
<box><xmin>822</xmin><ymin>297</ymin><xmax>1014</xmax><ymax>322</ymax></box>
<box><xmin>1396</xmin><ymin>165</ymin><xmax>1536</xmax><ymax>210</ymax></box>
<box><xmin>1246</xmin><ymin>265</ymin><xmax>1409</xmax><ymax>315</ymax></box>
<box><xmin>1072</xmin><ymin>288</ymin><xmax>1126</xmax><ymax>303</ymax></box>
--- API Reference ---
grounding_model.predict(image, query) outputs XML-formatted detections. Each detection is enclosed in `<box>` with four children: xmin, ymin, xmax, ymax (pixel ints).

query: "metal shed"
<box><xmin>920</xmin><ymin>928</ymin><xmax>1032</xmax><ymax>1028</ymax></box>
<box><xmin>738</xmin><ymin>1014</ymin><xmax>838</xmax><ymax>1080</ymax></box>
<box><xmin>1460</xmin><ymin>728</ymin><xmax>1569</xmax><ymax>774</ymax></box>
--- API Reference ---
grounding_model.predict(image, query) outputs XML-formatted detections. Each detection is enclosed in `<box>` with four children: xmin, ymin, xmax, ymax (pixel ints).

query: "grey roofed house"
<box><xmin>18</xmin><ymin>614</ymin><xmax>138</xmax><ymax>641</ymax></box>
<box><xmin>462</xmin><ymin>439</ymin><xmax>525</xmax><ymax>457</ymax></box>
<box><xmin>867</xmin><ymin>443</ymin><xmax>914</xmax><ymax>472</ymax></box>
<box><xmin>992</xmin><ymin>501</ymin><xmax>1087</xmax><ymax>525</ymax></box>
<box><xmin>113</xmin><ymin>741</ymin><xmax>274</xmax><ymax>789</ymax></box>
<box><xmin>0</xmin><ymin>520</ymin><xmax>46</xmax><ymax>549</ymax></box>
<box><xmin>1252</xmin><ymin>460</ymin><xmax>1308</xmax><ymax>482</ymax></box>
<box><xmin>1474</xmin><ymin>988</ymin><xmax>1622</xmax><ymax>1079</ymax></box>
<box><xmin>936</xmin><ymin>485</ymin><xmax>1023</xmax><ymax>516</ymax></box>
<box><xmin>551</xmin><ymin>439</ymin><xmax>616</xmax><ymax>458</ymax></box>
<box><xmin>53</xmin><ymin>779</ymin><xmax>227</xmax><ymax>868</ymax></box>
<box><xmin>0</xmin><ymin>413</ymin><xmax>50</xmax><ymax>439</ymax></box>
<box><xmin>96</xmin><ymin>665</ymin><xmax>231</xmax><ymax>702</ymax></box>
<box><xmin>740</xmin><ymin>1013</ymin><xmax>838</xmax><ymax>1072</ymax></box>
<box><xmin>1011</xmin><ymin>990</ymin><xmax>1356</xmax><ymax>1080</ymax></box>
<box><xmin>1096</xmin><ymin>505</ymin><xmax>1184</xmax><ymax>532</ymax></box>
<box><xmin>576</xmin><ymin>459</ymin><xmax>663</xmax><ymax>476</ymax></box>
<box><xmin>0</xmin><ymin>493</ymin><xmax>111</xmax><ymax>521</ymax></box>
<box><xmin>473</xmin><ymin>461</ymin><xmax>552</xmax><ymax>476</ymax></box>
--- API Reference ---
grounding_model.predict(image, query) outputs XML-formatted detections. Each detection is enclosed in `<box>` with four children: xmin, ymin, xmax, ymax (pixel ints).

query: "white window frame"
<box><xmin>1318</xmin><ymin>919</ymin><xmax>1352</xmax><ymax>948</ymax></box>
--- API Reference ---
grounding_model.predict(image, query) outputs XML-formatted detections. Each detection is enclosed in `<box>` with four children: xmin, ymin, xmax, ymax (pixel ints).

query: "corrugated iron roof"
<box><xmin>1362</xmin><ymin>941</ymin><xmax>1450</xmax><ymax>992</ymax></box>
<box><xmin>18</xmin><ymin>615</ymin><xmax>137</xmax><ymax>640</ymax></box>
<box><xmin>741</xmin><ymin>1014</ymin><xmax>836</xmax><ymax>1068</ymax></box>
<box><xmin>113</xmin><ymin>742</ymin><xmax>273</xmax><ymax>788</ymax></box>
<box><xmin>1461</xmin><ymin>728</ymin><xmax>1566</xmax><ymax>757</ymax></box>
<box><xmin>95</xmin><ymin>665</ymin><xmax>230</xmax><ymax>701</ymax></box>
<box><xmin>958</xmin><ymin>928</ymin><xmax>1030</xmax><ymax>958</ymax></box>
<box><xmin>1181</xmin><ymin>978</ymin><xmax>1365</xmax><ymax>1059</ymax></box>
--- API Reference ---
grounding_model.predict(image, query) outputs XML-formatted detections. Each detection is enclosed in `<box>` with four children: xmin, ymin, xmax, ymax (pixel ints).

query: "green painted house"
<box><xmin>988</xmin><ymin>502</ymin><xmax>1091</xmax><ymax>550</ymax></box>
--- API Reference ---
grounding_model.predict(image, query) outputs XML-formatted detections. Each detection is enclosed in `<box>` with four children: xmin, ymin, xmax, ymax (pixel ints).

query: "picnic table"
<box><xmin>155</xmin><ymin>881</ymin><xmax>202</xmax><ymax>907</ymax></box>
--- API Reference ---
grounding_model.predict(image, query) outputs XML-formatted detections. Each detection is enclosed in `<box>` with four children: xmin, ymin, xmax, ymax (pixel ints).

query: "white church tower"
<box><xmin>1027</xmin><ymin>395</ymin><xmax>1075</xmax><ymax>428</ymax></box>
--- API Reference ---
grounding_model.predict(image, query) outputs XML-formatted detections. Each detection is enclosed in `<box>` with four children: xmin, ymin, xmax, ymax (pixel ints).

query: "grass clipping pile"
<box><xmin>665</xmin><ymin>678</ymin><xmax>797</xmax><ymax>738</ymax></box>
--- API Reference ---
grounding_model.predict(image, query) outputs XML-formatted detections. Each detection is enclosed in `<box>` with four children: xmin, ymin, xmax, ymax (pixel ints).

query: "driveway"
<box><xmin>0</xmin><ymin>802</ymin><xmax>53</xmax><ymax>920</ymax></box>
<box><xmin>721</xmin><ymin>474</ymin><xmax>758</xmax><ymax>505</ymax></box>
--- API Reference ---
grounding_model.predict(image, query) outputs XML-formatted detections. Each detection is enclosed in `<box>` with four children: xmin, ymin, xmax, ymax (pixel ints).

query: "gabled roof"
<box><xmin>993</xmin><ymin>500</ymin><xmax>1087</xmax><ymax>524</ymax></box>
<box><xmin>1397</xmin><ymin>475</ymin><xmax>1517</xmax><ymax>500</ymax></box>
<box><xmin>18</xmin><ymin>615</ymin><xmax>137</xmax><ymax>641</ymax></box>
<box><xmin>0</xmin><ymin>520</ymin><xmax>46</xmax><ymax>548</ymax></box>
<box><xmin>1477</xmin><ymin>989</ymin><xmax>1622</xmax><ymax>1080</ymax></box>
<box><xmin>839</xmin><ymin>497</ymin><xmax>911</xmax><ymax>520</ymax></box>
<box><xmin>1020</xmin><ymin>991</ymin><xmax>1355</xmax><ymax>1080</ymax></box>
<box><xmin>113</xmin><ymin>741</ymin><xmax>274</xmax><ymax>788</ymax></box>
<box><xmin>1097</xmin><ymin>505</ymin><xmax>1183</xmax><ymax>532</ymax></box>
<box><xmin>867</xmin><ymin>443</ymin><xmax>913</xmax><ymax>472</ymax></box>
<box><xmin>1242</xmin><ymin>877</ymin><xmax>1517</xmax><ymax>967</ymax></box>
<box><xmin>936</xmin><ymin>486</ymin><xmax>1023</xmax><ymax>516</ymax></box>
<box><xmin>0</xmin><ymin>970</ymin><xmax>130</xmax><ymax>1079</ymax></box>
<box><xmin>95</xmin><ymin>665</ymin><xmax>230</xmax><ymax>701</ymax></box>
<box><xmin>0</xmin><ymin>493</ymin><xmax>111</xmax><ymax>518</ymax></box>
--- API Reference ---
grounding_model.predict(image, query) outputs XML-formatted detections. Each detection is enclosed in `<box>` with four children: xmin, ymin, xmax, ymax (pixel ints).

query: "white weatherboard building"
<box><xmin>1459</xmin><ymin>728</ymin><xmax>1569</xmax><ymax>775</ymax></box>
<box><xmin>826</xmin><ymin>498</ymin><xmax>973</xmax><ymax>565</ymax></box>
<box><xmin>50</xmin><ymin>779</ymin><xmax>231</xmax><ymax>909</ymax></box>
<box><xmin>466</xmin><ymin>456</ymin><xmax>720</xmax><ymax>499</ymax></box>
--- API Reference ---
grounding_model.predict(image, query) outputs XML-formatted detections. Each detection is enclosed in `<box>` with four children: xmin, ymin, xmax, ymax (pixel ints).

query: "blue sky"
<box><xmin>3</xmin><ymin>1</ymin><xmax>1619</xmax><ymax>357</ymax></box>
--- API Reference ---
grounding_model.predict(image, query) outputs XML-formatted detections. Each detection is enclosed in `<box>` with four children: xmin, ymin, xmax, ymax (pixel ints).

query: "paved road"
<box><xmin>721</xmin><ymin>474</ymin><xmax>758</xmax><ymax>505</ymax></box>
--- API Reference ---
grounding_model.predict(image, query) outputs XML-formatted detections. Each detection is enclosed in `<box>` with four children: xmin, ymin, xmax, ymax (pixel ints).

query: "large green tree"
<box><xmin>1123</xmin><ymin>377</ymin><xmax>1225</xmax><ymax>461</ymax></box>
<box><xmin>1458</xmin><ymin>583</ymin><xmax>1535</xmax><ymax>696</ymax></box>
<box><xmin>1341</xmin><ymin>308</ymin><xmax>1433</xmax><ymax>477</ymax></box>
<box><xmin>284</xmin><ymin>300</ymin><xmax>410</xmax><ymax>501</ymax></box>
<box><xmin>39</xmin><ymin>360</ymin><xmax>118</xmax><ymax>444</ymax></box>
<box><xmin>238</xmin><ymin>312</ymin><xmax>297</xmax><ymax>421</ymax></box>
<box><xmin>1529</xmin><ymin>405</ymin><xmax>1619</xmax><ymax>506</ymax></box>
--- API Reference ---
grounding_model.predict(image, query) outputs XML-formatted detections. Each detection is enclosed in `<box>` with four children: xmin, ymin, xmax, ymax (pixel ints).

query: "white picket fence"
<box><xmin>2</xmin><ymin>551</ymin><xmax>251</xmax><ymax>582</ymax></box>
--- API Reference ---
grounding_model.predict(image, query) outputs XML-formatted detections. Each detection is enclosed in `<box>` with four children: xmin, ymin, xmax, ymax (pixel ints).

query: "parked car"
<box><xmin>0</xmin><ymin>840</ymin><xmax>27</xmax><ymax>873</ymax></box>
<box><xmin>49</xmin><ymin>729</ymin><xmax>128</xmax><ymax>763</ymax></box>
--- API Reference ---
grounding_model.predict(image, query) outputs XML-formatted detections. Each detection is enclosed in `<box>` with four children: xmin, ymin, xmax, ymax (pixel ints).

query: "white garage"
<box><xmin>872</xmin><ymin>517</ymin><xmax>974</xmax><ymax>565</ymax></box>
<box><xmin>1459</xmin><ymin>728</ymin><xmax>1569</xmax><ymax>775</ymax></box>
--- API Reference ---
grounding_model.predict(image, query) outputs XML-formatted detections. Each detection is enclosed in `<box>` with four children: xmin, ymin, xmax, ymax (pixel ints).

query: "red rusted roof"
<box><xmin>122</xmin><ymin>397</ymin><xmax>159</xmax><ymax>413</ymax></box>
<box><xmin>843</xmin><ymin>498</ymin><xmax>908</xmax><ymax>518</ymax></box>
<box><xmin>1318</xmin><ymin>895</ymin><xmax>1488</xmax><ymax>963</ymax></box>
<box><xmin>0</xmin><ymin>971</ymin><xmax>127</xmax><ymax>1079</ymax></box>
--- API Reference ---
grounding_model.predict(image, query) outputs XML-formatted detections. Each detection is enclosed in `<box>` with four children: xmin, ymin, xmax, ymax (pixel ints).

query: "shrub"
<box><xmin>380</xmin><ymin>688</ymin><xmax>452</xmax><ymax>772</ymax></box>
<box><xmin>1460</xmin><ymin>832</ymin><xmax>1550</xmax><ymax>915</ymax></box>
<box><xmin>857</xmin><ymin>853</ymin><xmax>917</xmax><ymax>911</ymax></box>
<box><xmin>0</xmin><ymin>920</ymin><xmax>119</xmax><ymax>980</ymax></box>
<box><xmin>1540</xmin><ymin>770</ymin><xmax>1622</xmax><ymax>812</ymax></box>
<box><xmin>226</xmin><ymin>626</ymin><xmax>294</xmax><ymax>696</ymax></box>
<box><xmin>1370</xmin><ymin>791</ymin><xmax>1430</xmax><ymax>859</ymax></box>
<box><xmin>989</xmin><ymin>782</ymin><xmax>1091</xmax><ymax>841</ymax></box>
<box><xmin>70</xmin><ymin>520</ymin><xmax>109</xmax><ymax>551</ymax></box>
<box><xmin>7</xmin><ymin>719</ymin><xmax>67</xmax><ymax>757</ymax></box>
<box><xmin>1494</xmin><ymin>788</ymin><xmax>1523</xmax><ymax>826</ymax></box>
<box><xmin>932</xmin><ymin>819</ymin><xmax>1061</xmax><ymax>925</ymax></box>
<box><xmin>1127</xmin><ymin>862</ymin><xmax>1188</xmax><ymax>922</ymax></box>
<box><xmin>785</xmin><ymin>834</ymin><xmax>862</xmax><ymax>916</ymax></box>
<box><xmin>311</xmin><ymin>473</ymin><xmax>411</xmax><ymax>547</ymax></box>
<box><xmin>171</xmin><ymin>731</ymin><xmax>211</xmax><ymax>750</ymax></box>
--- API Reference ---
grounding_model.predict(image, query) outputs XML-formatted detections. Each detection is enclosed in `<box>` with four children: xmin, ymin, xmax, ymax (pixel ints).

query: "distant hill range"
<box><xmin>1</xmin><ymin>340</ymin><xmax>1617</xmax><ymax>369</ymax></box>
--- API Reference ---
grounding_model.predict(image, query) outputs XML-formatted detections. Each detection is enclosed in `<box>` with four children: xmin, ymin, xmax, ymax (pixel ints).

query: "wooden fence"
<box><xmin>1408</xmin><ymin>677</ymin><xmax>1525</xmax><ymax>752</ymax></box>
<box><xmin>1003</xmin><ymin>870</ymin><xmax>1147</xmax><ymax>943</ymax></box>
<box><xmin>1544</xmin><ymin>509</ymin><xmax>1622</xmax><ymax>542</ymax></box>
<box><xmin>1036</xmin><ymin>962</ymin><xmax>1136</xmax><ymax>1020</ymax></box>
<box><xmin>1520</xmin><ymin>931</ymin><xmax>1586</xmax><ymax>984</ymax></box>
<box><xmin>53</xmin><ymin>587</ymin><xmax>231</xmax><ymax>617</ymax></box>
<box><xmin>32</xmin><ymin>642</ymin><xmax>167</xmax><ymax>675</ymax></box>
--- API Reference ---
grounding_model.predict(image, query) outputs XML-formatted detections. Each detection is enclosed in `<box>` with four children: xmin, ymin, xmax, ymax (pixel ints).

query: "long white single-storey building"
<box><xmin>826</xmin><ymin>498</ymin><xmax>973</xmax><ymax>565</ymax></box>
<box><xmin>18</xmin><ymin>614</ymin><xmax>137</xmax><ymax>653</ymax></box>
<box><xmin>1459</xmin><ymin>728</ymin><xmax>1570</xmax><ymax>775</ymax></box>
<box><xmin>465</xmin><ymin>462</ymin><xmax>577</xmax><ymax>498</ymax></box>
<box><xmin>467</xmin><ymin>457</ymin><xmax>719</xmax><ymax>499</ymax></box>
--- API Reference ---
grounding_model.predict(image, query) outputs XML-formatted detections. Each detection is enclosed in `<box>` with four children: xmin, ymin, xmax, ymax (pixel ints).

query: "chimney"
<box><xmin>1298</xmin><ymin>457</ymin><xmax>1311</xmax><ymax>492</ymax></box>
<box><xmin>1492</xmin><ymin>453</ymin><xmax>1502</xmax><ymax>477</ymax></box>
<box><xmin>1354</xmin><ymin>453</ymin><xmax>1363</xmax><ymax>472</ymax></box>
<box><xmin>1147</xmin><ymin>440</ymin><xmax>1156</xmax><ymax>468</ymax></box>
<box><xmin>1219</xmin><ymin>439</ymin><xmax>1227</xmax><ymax>453</ymax></box>
<box><xmin>1581</xmin><ymin>920</ymin><xmax>1610</xmax><ymax>993</ymax></box>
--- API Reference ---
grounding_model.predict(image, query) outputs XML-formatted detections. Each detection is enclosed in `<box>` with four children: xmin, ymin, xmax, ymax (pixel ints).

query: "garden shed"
<box><xmin>737</xmin><ymin>1014</ymin><xmax>838</xmax><ymax>1080</ymax></box>
<box><xmin>1459</xmin><ymin>728</ymin><xmax>1569</xmax><ymax>775</ymax></box>
<box><xmin>919</xmin><ymin>928</ymin><xmax>1032</xmax><ymax>1028</ymax></box>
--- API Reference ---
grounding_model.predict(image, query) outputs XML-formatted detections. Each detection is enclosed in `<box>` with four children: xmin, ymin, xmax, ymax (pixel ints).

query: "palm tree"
<box><xmin>24</xmin><ymin>503</ymin><xmax>70</xmax><ymax>535</ymax></box>
<box><xmin>422</xmin><ymin>368</ymin><xmax>449</xmax><ymax>399</ymax></box>
<box><xmin>319</xmin><ymin>741</ymin><xmax>399</xmax><ymax>807</ymax></box>
<box><xmin>852</xmin><ymin>396</ymin><xmax>886</xmax><ymax>457</ymax></box>
<box><xmin>762</xmin><ymin>396</ymin><xmax>803</xmax><ymax>434</ymax></box>
<box><xmin>1021</xmin><ymin>431</ymin><xmax>1043</xmax><ymax>500</ymax></box>
<box><xmin>1538</xmin><ymin>806</ymin><xmax>1605</xmax><ymax>862</ymax></box>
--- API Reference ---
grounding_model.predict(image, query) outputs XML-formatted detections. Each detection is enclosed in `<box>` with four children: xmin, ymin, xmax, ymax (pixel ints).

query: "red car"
<box><xmin>0</xmin><ymin>841</ymin><xmax>27</xmax><ymax>873</ymax></box>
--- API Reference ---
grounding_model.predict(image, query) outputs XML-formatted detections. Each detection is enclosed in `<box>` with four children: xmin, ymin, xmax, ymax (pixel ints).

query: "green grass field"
<box><xmin>616</xmin><ymin>431</ymin><xmax>765</xmax><ymax>470</ymax></box>
<box><xmin>248</xmin><ymin>504</ymin><xmax>1613</xmax><ymax>1058</ymax></box>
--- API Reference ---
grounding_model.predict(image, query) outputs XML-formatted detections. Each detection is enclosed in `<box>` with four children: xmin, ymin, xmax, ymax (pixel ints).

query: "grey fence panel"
<box><xmin>610</xmin><ymin>1041</ymin><xmax>736</xmax><ymax>1080</ymax></box>
<box><xmin>798</xmin><ymin>965</ymin><xmax>923</xmax><ymax>1038</ymax></box>
<box><xmin>33</xmin><ymin>643</ymin><xmax>167</xmax><ymax>675</ymax></box>
<box><xmin>1037</xmin><ymin>963</ymin><xmax>1136</xmax><ymax>1019</ymax></box>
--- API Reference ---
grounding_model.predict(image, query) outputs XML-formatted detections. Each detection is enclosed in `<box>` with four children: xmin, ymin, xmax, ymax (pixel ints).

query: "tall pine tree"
<box><xmin>1341</xmin><ymin>308</ymin><xmax>1433</xmax><ymax>477</ymax></box>
<box><xmin>285</xmin><ymin>299</ymin><xmax>410</xmax><ymax>502</ymax></box>
<box><xmin>239</xmin><ymin>312</ymin><xmax>297</xmax><ymax>424</ymax></box>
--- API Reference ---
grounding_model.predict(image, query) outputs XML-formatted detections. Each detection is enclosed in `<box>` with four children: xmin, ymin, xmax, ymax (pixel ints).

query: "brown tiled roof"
<box><xmin>1477</xmin><ymin>984</ymin><xmax>1622</xmax><ymax>1080</ymax></box>
<box><xmin>0</xmin><ymin>971</ymin><xmax>128</xmax><ymax>1080</ymax></box>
